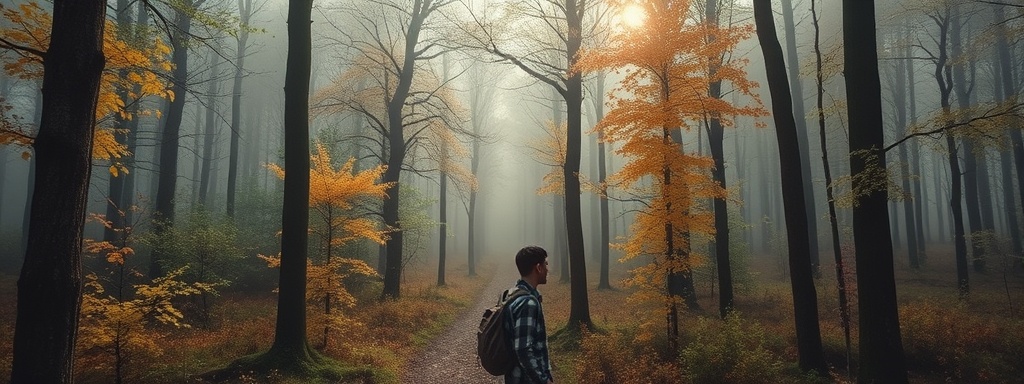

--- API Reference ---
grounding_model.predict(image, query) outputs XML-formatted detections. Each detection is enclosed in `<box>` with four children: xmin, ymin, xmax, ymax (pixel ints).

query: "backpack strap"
<box><xmin>500</xmin><ymin>287</ymin><xmax>532</xmax><ymax>306</ymax></box>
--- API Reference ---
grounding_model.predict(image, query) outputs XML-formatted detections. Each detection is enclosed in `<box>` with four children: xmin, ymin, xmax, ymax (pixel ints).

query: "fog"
<box><xmin>0</xmin><ymin>0</ymin><xmax>1021</xmax><ymax>280</ymax></box>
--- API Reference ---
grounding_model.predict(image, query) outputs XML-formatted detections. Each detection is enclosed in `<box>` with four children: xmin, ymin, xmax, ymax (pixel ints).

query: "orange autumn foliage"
<box><xmin>576</xmin><ymin>0</ymin><xmax>764</xmax><ymax>334</ymax></box>
<box><xmin>0</xmin><ymin>2</ymin><xmax>173</xmax><ymax>172</ymax></box>
<box><xmin>262</xmin><ymin>142</ymin><xmax>390</xmax><ymax>343</ymax></box>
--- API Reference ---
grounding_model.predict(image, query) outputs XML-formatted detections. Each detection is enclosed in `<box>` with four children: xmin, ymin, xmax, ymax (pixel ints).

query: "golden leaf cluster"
<box><xmin>0</xmin><ymin>2</ymin><xmax>173</xmax><ymax>170</ymax></box>
<box><xmin>577</xmin><ymin>0</ymin><xmax>763</xmax><ymax>318</ymax></box>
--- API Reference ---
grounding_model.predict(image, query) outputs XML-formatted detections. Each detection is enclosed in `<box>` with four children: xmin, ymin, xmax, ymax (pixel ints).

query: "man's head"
<box><xmin>516</xmin><ymin>245</ymin><xmax>549</xmax><ymax>286</ymax></box>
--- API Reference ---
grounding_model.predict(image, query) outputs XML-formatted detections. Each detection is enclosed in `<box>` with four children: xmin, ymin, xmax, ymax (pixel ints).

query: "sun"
<box><xmin>620</xmin><ymin>4</ymin><xmax>647</xmax><ymax>29</ymax></box>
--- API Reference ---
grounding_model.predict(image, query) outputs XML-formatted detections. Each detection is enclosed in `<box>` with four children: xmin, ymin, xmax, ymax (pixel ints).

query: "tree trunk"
<box><xmin>103</xmin><ymin>0</ymin><xmax>134</xmax><ymax>243</ymax></box>
<box><xmin>11</xmin><ymin>1</ymin><xmax>106</xmax><ymax>382</ymax></box>
<box><xmin>993</xmin><ymin>4</ymin><xmax>1023</xmax><ymax>256</ymax></box>
<box><xmin>152</xmin><ymin>3</ymin><xmax>195</xmax><ymax>278</ymax></box>
<box><xmin>593</xmin><ymin>72</ymin><xmax>611</xmax><ymax>290</ymax></box>
<box><xmin>438</xmin><ymin>151</ymin><xmax>447</xmax><ymax>286</ymax></box>
<box><xmin>950</xmin><ymin>4</ymin><xmax>987</xmax><ymax>272</ymax></box>
<box><xmin>191</xmin><ymin>103</ymin><xmax>202</xmax><ymax>206</ymax></box>
<box><xmin>271</xmin><ymin>0</ymin><xmax>313</xmax><ymax>355</ymax></box>
<box><xmin>893</xmin><ymin>43</ymin><xmax>920</xmax><ymax>268</ymax></box>
<box><xmin>780</xmin><ymin>0</ymin><xmax>820</xmax><ymax>275</ymax></box>
<box><xmin>753</xmin><ymin>0</ymin><xmax>826</xmax><ymax>375</ymax></box>
<box><xmin>227</xmin><ymin>0</ymin><xmax>251</xmax><ymax>218</ymax></box>
<box><xmin>199</xmin><ymin>43</ymin><xmax>222</xmax><ymax>207</ymax></box>
<box><xmin>948</xmin><ymin>134</ymin><xmax>970</xmax><ymax>296</ymax></box>
<box><xmin>935</xmin><ymin>151</ymin><xmax>948</xmax><ymax>243</ymax></box>
<box><xmin>705</xmin><ymin>0</ymin><xmax>733</xmax><ymax>319</ymax></box>
<box><xmin>844</xmin><ymin>0</ymin><xmax>908</xmax><ymax>381</ymax></box>
<box><xmin>0</xmin><ymin>76</ymin><xmax>8</xmax><ymax>230</ymax></box>
<box><xmin>437</xmin><ymin>54</ymin><xmax>449</xmax><ymax>287</ymax></box>
<box><xmin>812</xmin><ymin>0</ymin><xmax>851</xmax><ymax>373</ymax></box>
<box><xmin>383</xmin><ymin>1</ymin><xmax>433</xmax><ymax>300</ymax></box>
<box><xmin>563</xmin><ymin>0</ymin><xmax>593</xmax><ymax>333</ymax></box>
<box><xmin>907</xmin><ymin>41</ymin><xmax>927</xmax><ymax>256</ymax></box>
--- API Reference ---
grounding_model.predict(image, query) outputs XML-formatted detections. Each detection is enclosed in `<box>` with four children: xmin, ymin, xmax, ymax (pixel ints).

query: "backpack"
<box><xmin>477</xmin><ymin>287</ymin><xmax>531</xmax><ymax>375</ymax></box>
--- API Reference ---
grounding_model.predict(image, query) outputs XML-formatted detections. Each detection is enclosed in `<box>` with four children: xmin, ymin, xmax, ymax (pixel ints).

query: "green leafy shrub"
<box><xmin>679</xmin><ymin>313</ymin><xmax>794</xmax><ymax>383</ymax></box>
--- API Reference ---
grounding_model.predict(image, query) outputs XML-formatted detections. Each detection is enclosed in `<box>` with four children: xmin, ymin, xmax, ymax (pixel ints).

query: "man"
<box><xmin>502</xmin><ymin>246</ymin><xmax>554</xmax><ymax>384</ymax></box>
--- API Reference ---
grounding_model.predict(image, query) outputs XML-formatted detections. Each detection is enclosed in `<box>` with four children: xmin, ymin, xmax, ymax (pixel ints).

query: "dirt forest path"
<box><xmin>400</xmin><ymin>262</ymin><xmax>516</xmax><ymax>383</ymax></box>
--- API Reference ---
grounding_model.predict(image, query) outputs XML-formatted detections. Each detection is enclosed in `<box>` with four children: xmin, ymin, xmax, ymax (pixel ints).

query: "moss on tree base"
<box><xmin>197</xmin><ymin>343</ymin><xmax>374</xmax><ymax>383</ymax></box>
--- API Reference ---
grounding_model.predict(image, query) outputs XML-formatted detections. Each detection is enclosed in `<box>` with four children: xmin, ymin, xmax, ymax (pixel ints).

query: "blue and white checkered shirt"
<box><xmin>503</xmin><ymin>280</ymin><xmax>552</xmax><ymax>384</ymax></box>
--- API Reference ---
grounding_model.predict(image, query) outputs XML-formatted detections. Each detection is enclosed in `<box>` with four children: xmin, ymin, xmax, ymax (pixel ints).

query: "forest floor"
<box><xmin>398</xmin><ymin>261</ymin><xmax>513</xmax><ymax>383</ymax></box>
<box><xmin>0</xmin><ymin>243</ymin><xmax>1022</xmax><ymax>383</ymax></box>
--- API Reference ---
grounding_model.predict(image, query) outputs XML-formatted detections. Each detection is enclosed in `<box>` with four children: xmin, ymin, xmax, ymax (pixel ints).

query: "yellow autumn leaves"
<box><xmin>574</xmin><ymin>0</ymin><xmax>764</xmax><ymax>332</ymax></box>
<box><xmin>0</xmin><ymin>2</ymin><xmax>173</xmax><ymax>172</ymax></box>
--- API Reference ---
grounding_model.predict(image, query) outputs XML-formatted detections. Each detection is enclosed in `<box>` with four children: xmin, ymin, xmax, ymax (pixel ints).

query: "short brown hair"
<box><xmin>515</xmin><ymin>246</ymin><xmax>547</xmax><ymax>276</ymax></box>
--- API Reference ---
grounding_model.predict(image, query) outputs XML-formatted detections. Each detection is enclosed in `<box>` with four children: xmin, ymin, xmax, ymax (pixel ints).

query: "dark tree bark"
<box><xmin>270</xmin><ymin>0</ymin><xmax>314</xmax><ymax>357</ymax></box>
<box><xmin>20</xmin><ymin>85</ymin><xmax>42</xmax><ymax>255</ymax></box>
<box><xmin>227</xmin><ymin>0</ymin><xmax>253</xmax><ymax>218</ymax></box>
<box><xmin>893</xmin><ymin>34</ymin><xmax>920</xmax><ymax>269</ymax></box>
<box><xmin>0</xmin><ymin>76</ymin><xmax>8</xmax><ymax>230</ymax></box>
<box><xmin>559</xmin><ymin>0</ymin><xmax>593</xmax><ymax>332</ymax></box>
<box><xmin>668</xmin><ymin>128</ymin><xmax>703</xmax><ymax>312</ymax></box>
<box><xmin>437</xmin><ymin>55</ymin><xmax>449</xmax><ymax>287</ymax></box>
<box><xmin>481</xmin><ymin>0</ymin><xmax>593</xmax><ymax>332</ymax></box>
<box><xmin>552</xmin><ymin>93</ymin><xmax>570</xmax><ymax>284</ymax></box>
<box><xmin>104</xmin><ymin>0</ymin><xmax>134</xmax><ymax>243</ymax></box>
<box><xmin>811</xmin><ymin>0</ymin><xmax>851</xmax><ymax>373</ymax></box>
<box><xmin>382</xmin><ymin>0</ymin><xmax>444</xmax><ymax>299</ymax></box>
<box><xmin>908</xmin><ymin>39</ymin><xmax>927</xmax><ymax>257</ymax></box>
<box><xmin>993</xmin><ymin>4</ymin><xmax>1023</xmax><ymax>256</ymax></box>
<box><xmin>780</xmin><ymin>0</ymin><xmax>820</xmax><ymax>275</ymax></box>
<box><xmin>10</xmin><ymin>0</ymin><xmax>106</xmax><ymax>382</ymax></box>
<box><xmin>753</xmin><ymin>0</ymin><xmax>826</xmax><ymax>376</ymax></box>
<box><xmin>950</xmin><ymin>4</ymin><xmax>987</xmax><ymax>272</ymax></box>
<box><xmin>705</xmin><ymin>0</ymin><xmax>733</xmax><ymax>319</ymax></box>
<box><xmin>152</xmin><ymin>0</ymin><xmax>200</xmax><ymax>278</ymax></box>
<box><xmin>844</xmin><ymin>0</ymin><xmax>908</xmax><ymax>381</ymax></box>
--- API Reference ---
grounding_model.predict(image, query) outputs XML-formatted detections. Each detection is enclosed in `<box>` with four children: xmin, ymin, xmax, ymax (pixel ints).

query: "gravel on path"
<box><xmin>400</xmin><ymin>262</ymin><xmax>517</xmax><ymax>384</ymax></box>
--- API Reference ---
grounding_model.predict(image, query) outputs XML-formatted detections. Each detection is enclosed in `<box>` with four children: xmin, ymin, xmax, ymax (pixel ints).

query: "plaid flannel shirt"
<box><xmin>502</xmin><ymin>280</ymin><xmax>552</xmax><ymax>384</ymax></box>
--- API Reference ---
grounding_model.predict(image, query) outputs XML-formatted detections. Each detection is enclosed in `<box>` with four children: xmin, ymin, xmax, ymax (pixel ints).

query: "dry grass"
<box><xmin>0</xmin><ymin>259</ymin><xmax>491</xmax><ymax>383</ymax></box>
<box><xmin>1</xmin><ymin>244</ymin><xmax>1021</xmax><ymax>383</ymax></box>
<box><xmin>544</xmin><ymin>245</ymin><xmax>1024</xmax><ymax>384</ymax></box>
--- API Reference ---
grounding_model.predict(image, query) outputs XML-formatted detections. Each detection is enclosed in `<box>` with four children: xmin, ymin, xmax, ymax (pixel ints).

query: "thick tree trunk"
<box><xmin>11</xmin><ymin>1</ymin><xmax>106</xmax><ymax>382</ymax></box>
<box><xmin>383</xmin><ymin>1</ymin><xmax>432</xmax><ymax>300</ymax></box>
<box><xmin>753</xmin><ymin>0</ymin><xmax>826</xmax><ymax>375</ymax></box>
<box><xmin>563</xmin><ymin>0</ymin><xmax>593</xmax><ymax>332</ymax></box>
<box><xmin>843</xmin><ymin>1</ymin><xmax>908</xmax><ymax>381</ymax></box>
<box><xmin>271</xmin><ymin>0</ymin><xmax>313</xmax><ymax>354</ymax></box>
